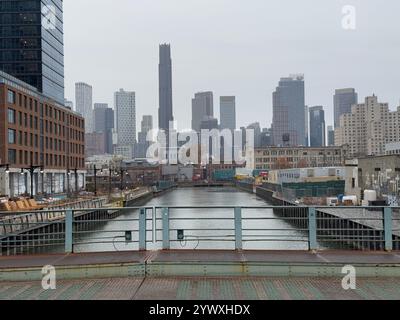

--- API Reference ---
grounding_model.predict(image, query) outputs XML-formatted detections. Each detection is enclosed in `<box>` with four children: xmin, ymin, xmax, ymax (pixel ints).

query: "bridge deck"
<box><xmin>2</xmin><ymin>276</ymin><xmax>400</xmax><ymax>300</ymax></box>
<box><xmin>1</xmin><ymin>250</ymin><xmax>400</xmax><ymax>272</ymax></box>
<box><xmin>2</xmin><ymin>250</ymin><xmax>400</xmax><ymax>300</ymax></box>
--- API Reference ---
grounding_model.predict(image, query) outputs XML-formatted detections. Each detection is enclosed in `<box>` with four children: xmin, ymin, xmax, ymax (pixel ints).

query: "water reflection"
<box><xmin>74</xmin><ymin>188</ymin><xmax>309</xmax><ymax>252</ymax></box>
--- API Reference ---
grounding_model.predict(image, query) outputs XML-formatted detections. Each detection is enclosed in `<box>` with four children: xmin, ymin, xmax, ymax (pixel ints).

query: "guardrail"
<box><xmin>1</xmin><ymin>206</ymin><xmax>399</xmax><ymax>256</ymax></box>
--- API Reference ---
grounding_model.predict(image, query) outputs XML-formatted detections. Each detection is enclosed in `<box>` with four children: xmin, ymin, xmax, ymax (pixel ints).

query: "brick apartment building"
<box><xmin>0</xmin><ymin>71</ymin><xmax>86</xmax><ymax>197</ymax></box>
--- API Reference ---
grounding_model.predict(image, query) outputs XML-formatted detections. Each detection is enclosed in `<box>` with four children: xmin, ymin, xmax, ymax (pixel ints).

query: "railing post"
<box><xmin>139</xmin><ymin>208</ymin><xmax>146</xmax><ymax>251</ymax></box>
<box><xmin>234</xmin><ymin>207</ymin><xmax>242</xmax><ymax>250</ymax></box>
<box><xmin>65</xmin><ymin>209</ymin><xmax>73</xmax><ymax>253</ymax></box>
<box><xmin>162</xmin><ymin>207</ymin><xmax>170</xmax><ymax>250</ymax></box>
<box><xmin>308</xmin><ymin>207</ymin><xmax>317</xmax><ymax>251</ymax></box>
<box><xmin>384</xmin><ymin>207</ymin><xmax>393</xmax><ymax>252</ymax></box>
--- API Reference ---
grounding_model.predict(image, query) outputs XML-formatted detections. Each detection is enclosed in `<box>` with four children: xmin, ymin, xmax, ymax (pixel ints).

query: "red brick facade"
<box><xmin>0</xmin><ymin>83</ymin><xmax>85</xmax><ymax>170</ymax></box>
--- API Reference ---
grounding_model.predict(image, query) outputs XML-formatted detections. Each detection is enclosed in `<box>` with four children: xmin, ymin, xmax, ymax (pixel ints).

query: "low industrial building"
<box><xmin>122</xmin><ymin>159</ymin><xmax>162</xmax><ymax>186</ymax></box>
<box><xmin>162</xmin><ymin>165</ymin><xmax>194</xmax><ymax>182</ymax></box>
<box><xmin>254</xmin><ymin>146</ymin><xmax>347</xmax><ymax>170</ymax></box>
<box><xmin>357</xmin><ymin>155</ymin><xmax>400</xmax><ymax>196</ymax></box>
<box><xmin>264</xmin><ymin>167</ymin><xmax>346</xmax><ymax>202</ymax></box>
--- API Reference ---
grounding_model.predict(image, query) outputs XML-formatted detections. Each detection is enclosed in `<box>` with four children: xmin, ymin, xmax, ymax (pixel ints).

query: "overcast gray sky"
<box><xmin>64</xmin><ymin>0</ymin><xmax>400</xmax><ymax>131</ymax></box>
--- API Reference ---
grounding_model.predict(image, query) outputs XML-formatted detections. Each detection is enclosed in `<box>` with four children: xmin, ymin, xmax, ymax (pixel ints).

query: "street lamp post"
<box><xmin>0</xmin><ymin>164</ymin><xmax>10</xmax><ymax>195</ymax></box>
<box><xmin>92</xmin><ymin>166</ymin><xmax>102</xmax><ymax>196</ymax></box>
<box><xmin>67</xmin><ymin>168</ymin><xmax>71</xmax><ymax>196</ymax></box>
<box><xmin>67</xmin><ymin>168</ymin><xmax>79</xmax><ymax>196</ymax></box>
<box><xmin>118</xmin><ymin>168</ymin><xmax>130</xmax><ymax>191</ymax></box>
<box><xmin>108</xmin><ymin>168</ymin><xmax>113</xmax><ymax>195</ymax></box>
<box><xmin>74</xmin><ymin>168</ymin><xmax>78</xmax><ymax>194</ymax></box>
<box><xmin>21</xmin><ymin>165</ymin><xmax>44</xmax><ymax>199</ymax></box>
<box><xmin>120</xmin><ymin>169</ymin><xmax>124</xmax><ymax>190</ymax></box>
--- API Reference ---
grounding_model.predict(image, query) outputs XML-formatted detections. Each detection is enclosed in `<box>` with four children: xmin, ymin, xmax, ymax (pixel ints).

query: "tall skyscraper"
<box><xmin>272</xmin><ymin>75</ymin><xmax>306</xmax><ymax>146</ymax></box>
<box><xmin>220</xmin><ymin>96</ymin><xmax>236</xmax><ymax>131</ymax></box>
<box><xmin>158</xmin><ymin>44</ymin><xmax>174</xmax><ymax>132</ymax></box>
<box><xmin>136</xmin><ymin>115</ymin><xmax>153</xmax><ymax>158</ymax></box>
<box><xmin>327</xmin><ymin>126</ymin><xmax>335</xmax><ymax>146</ymax></box>
<box><xmin>309</xmin><ymin>106</ymin><xmax>326</xmax><ymax>147</ymax></box>
<box><xmin>0</xmin><ymin>0</ymin><xmax>65</xmax><ymax>105</ymax></box>
<box><xmin>192</xmin><ymin>92</ymin><xmax>214</xmax><ymax>132</ymax></box>
<box><xmin>115</xmin><ymin>89</ymin><xmax>136</xmax><ymax>158</ymax></box>
<box><xmin>334</xmin><ymin>88</ymin><xmax>358</xmax><ymax>128</ymax></box>
<box><xmin>94</xmin><ymin>103</ymin><xmax>114</xmax><ymax>154</ymax></box>
<box><xmin>75</xmin><ymin>82</ymin><xmax>93</xmax><ymax>133</ymax></box>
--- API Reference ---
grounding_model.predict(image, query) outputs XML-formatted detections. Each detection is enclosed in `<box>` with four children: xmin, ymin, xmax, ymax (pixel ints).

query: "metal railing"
<box><xmin>1</xmin><ymin>206</ymin><xmax>399</xmax><ymax>256</ymax></box>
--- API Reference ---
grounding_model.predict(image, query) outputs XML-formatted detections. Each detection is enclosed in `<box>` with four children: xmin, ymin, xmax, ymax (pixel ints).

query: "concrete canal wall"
<box><xmin>252</xmin><ymin>184</ymin><xmax>400</xmax><ymax>251</ymax></box>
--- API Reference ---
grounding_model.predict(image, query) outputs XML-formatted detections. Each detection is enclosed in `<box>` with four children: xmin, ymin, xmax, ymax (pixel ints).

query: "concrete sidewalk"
<box><xmin>1</xmin><ymin>277</ymin><xmax>400</xmax><ymax>300</ymax></box>
<box><xmin>1</xmin><ymin>250</ymin><xmax>400</xmax><ymax>281</ymax></box>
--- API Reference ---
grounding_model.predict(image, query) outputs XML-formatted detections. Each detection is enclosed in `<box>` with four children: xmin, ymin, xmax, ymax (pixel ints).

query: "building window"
<box><xmin>8</xmin><ymin>149</ymin><xmax>16</xmax><ymax>164</ymax></box>
<box><xmin>8</xmin><ymin>129</ymin><xmax>16</xmax><ymax>144</ymax></box>
<box><xmin>7</xmin><ymin>90</ymin><xmax>16</xmax><ymax>104</ymax></box>
<box><xmin>8</xmin><ymin>108</ymin><xmax>16</xmax><ymax>124</ymax></box>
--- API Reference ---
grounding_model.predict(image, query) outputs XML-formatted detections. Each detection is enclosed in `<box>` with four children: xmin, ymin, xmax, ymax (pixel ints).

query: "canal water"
<box><xmin>73</xmin><ymin>187</ymin><xmax>310</xmax><ymax>253</ymax></box>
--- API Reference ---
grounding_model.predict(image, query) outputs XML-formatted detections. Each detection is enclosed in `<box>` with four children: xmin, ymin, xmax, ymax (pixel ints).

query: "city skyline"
<box><xmin>64</xmin><ymin>0</ymin><xmax>400</xmax><ymax>130</ymax></box>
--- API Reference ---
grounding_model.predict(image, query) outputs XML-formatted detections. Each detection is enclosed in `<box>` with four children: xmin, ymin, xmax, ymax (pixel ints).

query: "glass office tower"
<box><xmin>272</xmin><ymin>75</ymin><xmax>306</xmax><ymax>147</ymax></box>
<box><xmin>0</xmin><ymin>0</ymin><xmax>64</xmax><ymax>105</ymax></box>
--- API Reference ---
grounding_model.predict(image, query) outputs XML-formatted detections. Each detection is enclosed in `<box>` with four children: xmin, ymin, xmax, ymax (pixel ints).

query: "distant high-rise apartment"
<box><xmin>200</xmin><ymin>117</ymin><xmax>219</xmax><ymax>131</ymax></box>
<box><xmin>334</xmin><ymin>88</ymin><xmax>358</xmax><ymax>128</ymax></box>
<box><xmin>309</xmin><ymin>106</ymin><xmax>326</xmax><ymax>147</ymax></box>
<box><xmin>247</xmin><ymin>122</ymin><xmax>262</xmax><ymax>148</ymax></box>
<box><xmin>136</xmin><ymin>115</ymin><xmax>153</xmax><ymax>158</ymax></box>
<box><xmin>0</xmin><ymin>0</ymin><xmax>65</xmax><ymax>105</ymax></box>
<box><xmin>115</xmin><ymin>89</ymin><xmax>136</xmax><ymax>158</ymax></box>
<box><xmin>94</xmin><ymin>103</ymin><xmax>114</xmax><ymax>154</ymax></box>
<box><xmin>272</xmin><ymin>75</ymin><xmax>306</xmax><ymax>146</ymax></box>
<box><xmin>75</xmin><ymin>82</ymin><xmax>93</xmax><ymax>133</ymax></box>
<box><xmin>158</xmin><ymin>44</ymin><xmax>173</xmax><ymax>132</ymax></box>
<box><xmin>304</xmin><ymin>106</ymin><xmax>309</xmax><ymax>147</ymax></box>
<box><xmin>327</xmin><ymin>126</ymin><xmax>335</xmax><ymax>146</ymax></box>
<box><xmin>220</xmin><ymin>96</ymin><xmax>236</xmax><ymax>131</ymax></box>
<box><xmin>85</xmin><ymin>132</ymin><xmax>106</xmax><ymax>157</ymax></box>
<box><xmin>335</xmin><ymin>95</ymin><xmax>400</xmax><ymax>157</ymax></box>
<box><xmin>141</xmin><ymin>115</ymin><xmax>153</xmax><ymax>135</ymax></box>
<box><xmin>260</xmin><ymin>128</ymin><xmax>273</xmax><ymax>147</ymax></box>
<box><xmin>192</xmin><ymin>92</ymin><xmax>214</xmax><ymax>132</ymax></box>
